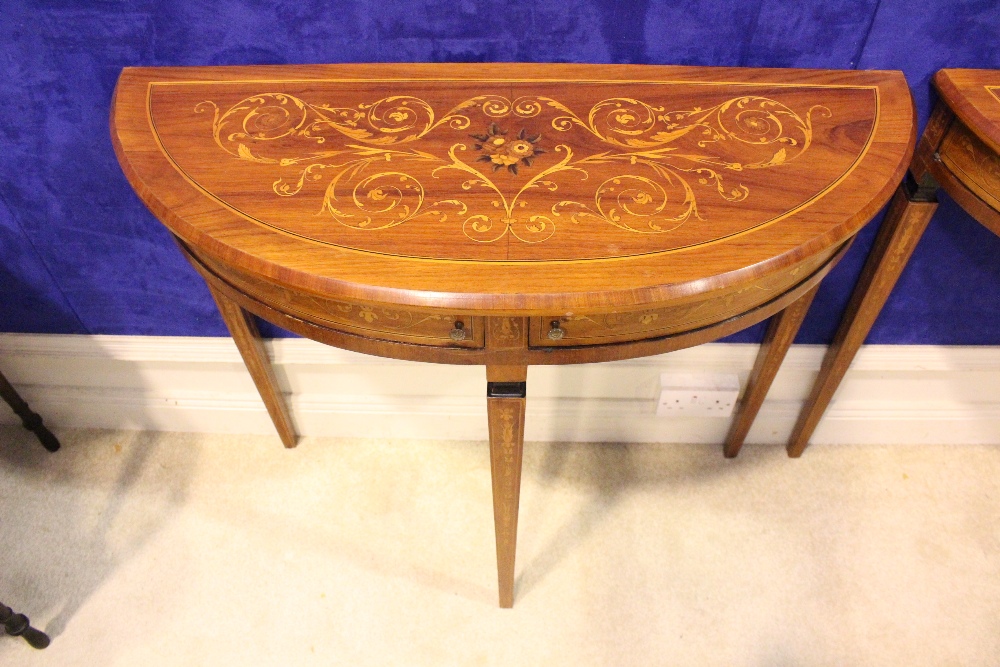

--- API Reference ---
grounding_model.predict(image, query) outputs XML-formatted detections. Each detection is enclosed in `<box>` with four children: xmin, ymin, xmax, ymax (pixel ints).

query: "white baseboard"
<box><xmin>2</xmin><ymin>334</ymin><xmax>999</xmax><ymax>445</ymax></box>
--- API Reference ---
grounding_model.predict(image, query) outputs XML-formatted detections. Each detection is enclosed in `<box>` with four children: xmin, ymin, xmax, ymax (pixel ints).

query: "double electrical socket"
<box><xmin>656</xmin><ymin>372</ymin><xmax>740</xmax><ymax>417</ymax></box>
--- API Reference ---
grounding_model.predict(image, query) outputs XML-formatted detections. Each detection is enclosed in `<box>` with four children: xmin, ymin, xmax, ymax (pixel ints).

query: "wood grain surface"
<box><xmin>486</xmin><ymin>364</ymin><xmax>527</xmax><ymax>608</ymax></box>
<box><xmin>929</xmin><ymin>69</ymin><xmax>1000</xmax><ymax>237</ymax></box>
<box><xmin>935</xmin><ymin>69</ymin><xmax>1000</xmax><ymax>156</ymax></box>
<box><xmin>113</xmin><ymin>63</ymin><xmax>916</xmax><ymax>606</ymax></box>
<box><xmin>181</xmin><ymin>237</ymin><xmax>850</xmax><ymax>367</ymax></box>
<box><xmin>723</xmin><ymin>283</ymin><xmax>819</xmax><ymax>458</ymax></box>
<box><xmin>206</xmin><ymin>280</ymin><xmax>298</xmax><ymax>448</ymax></box>
<box><xmin>786</xmin><ymin>186</ymin><xmax>937</xmax><ymax>457</ymax></box>
<box><xmin>112</xmin><ymin>63</ymin><xmax>914</xmax><ymax>315</ymax></box>
<box><xmin>788</xmin><ymin>68</ymin><xmax>1000</xmax><ymax>457</ymax></box>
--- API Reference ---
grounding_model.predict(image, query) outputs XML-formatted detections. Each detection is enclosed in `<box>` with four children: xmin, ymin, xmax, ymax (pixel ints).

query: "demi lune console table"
<box><xmin>787</xmin><ymin>69</ymin><xmax>1000</xmax><ymax>457</ymax></box>
<box><xmin>111</xmin><ymin>63</ymin><xmax>913</xmax><ymax>606</ymax></box>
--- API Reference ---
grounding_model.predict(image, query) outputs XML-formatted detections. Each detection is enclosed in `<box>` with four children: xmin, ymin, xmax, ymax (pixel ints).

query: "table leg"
<box><xmin>723</xmin><ymin>283</ymin><xmax>820</xmax><ymax>458</ymax></box>
<box><xmin>207</xmin><ymin>282</ymin><xmax>298</xmax><ymax>448</ymax></box>
<box><xmin>787</xmin><ymin>181</ymin><xmax>938</xmax><ymax>457</ymax></box>
<box><xmin>486</xmin><ymin>365</ymin><xmax>527</xmax><ymax>608</ymax></box>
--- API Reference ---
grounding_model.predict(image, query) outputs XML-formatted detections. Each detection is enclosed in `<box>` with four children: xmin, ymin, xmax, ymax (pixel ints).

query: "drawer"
<box><xmin>530</xmin><ymin>246</ymin><xmax>840</xmax><ymax>347</ymax></box>
<box><xmin>531</xmin><ymin>302</ymin><xmax>725</xmax><ymax>346</ymax></box>
<box><xmin>190</xmin><ymin>250</ymin><xmax>485</xmax><ymax>349</ymax></box>
<box><xmin>938</xmin><ymin>120</ymin><xmax>1000</xmax><ymax>211</ymax></box>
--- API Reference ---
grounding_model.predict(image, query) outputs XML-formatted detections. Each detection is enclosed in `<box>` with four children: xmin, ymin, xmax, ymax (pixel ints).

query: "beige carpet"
<box><xmin>1</xmin><ymin>426</ymin><xmax>999</xmax><ymax>665</ymax></box>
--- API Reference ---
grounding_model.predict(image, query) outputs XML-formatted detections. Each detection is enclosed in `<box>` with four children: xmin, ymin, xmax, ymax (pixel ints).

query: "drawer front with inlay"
<box><xmin>190</xmin><ymin>250</ymin><xmax>485</xmax><ymax>348</ymax></box>
<box><xmin>938</xmin><ymin>120</ymin><xmax>1000</xmax><ymax>211</ymax></box>
<box><xmin>529</xmin><ymin>245</ymin><xmax>842</xmax><ymax>347</ymax></box>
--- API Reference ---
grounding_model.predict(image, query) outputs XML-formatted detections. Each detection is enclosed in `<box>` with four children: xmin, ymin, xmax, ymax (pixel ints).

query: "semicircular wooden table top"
<box><xmin>786</xmin><ymin>68</ymin><xmax>1000</xmax><ymax>460</ymax></box>
<box><xmin>113</xmin><ymin>63</ymin><xmax>913</xmax><ymax>312</ymax></box>
<box><xmin>112</xmin><ymin>63</ymin><xmax>915</xmax><ymax>607</ymax></box>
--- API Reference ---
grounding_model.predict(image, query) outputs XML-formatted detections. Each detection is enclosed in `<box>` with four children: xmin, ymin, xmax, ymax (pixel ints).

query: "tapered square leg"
<box><xmin>486</xmin><ymin>365</ymin><xmax>527</xmax><ymax>608</ymax></box>
<box><xmin>723</xmin><ymin>284</ymin><xmax>820</xmax><ymax>458</ymax></box>
<box><xmin>787</xmin><ymin>182</ymin><xmax>938</xmax><ymax>457</ymax></box>
<box><xmin>207</xmin><ymin>282</ymin><xmax>298</xmax><ymax>448</ymax></box>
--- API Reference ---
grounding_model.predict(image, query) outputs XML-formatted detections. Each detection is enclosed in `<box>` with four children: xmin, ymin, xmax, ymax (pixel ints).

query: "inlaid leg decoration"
<box><xmin>0</xmin><ymin>603</ymin><xmax>50</xmax><ymax>649</ymax></box>
<box><xmin>787</xmin><ymin>178</ymin><xmax>938</xmax><ymax>457</ymax></box>
<box><xmin>486</xmin><ymin>365</ymin><xmax>527</xmax><ymax>608</ymax></box>
<box><xmin>723</xmin><ymin>283</ymin><xmax>820</xmax><ymax>458</ymax></box>
<box><xmin>0</xmin><ymin>369</ymin><xmax>60</xmax><ymax>452</ymax></box>
<box><xmin>207</xmin><ymin>282</ymin><xmax>298</xmax><ymax>448</ymax></box>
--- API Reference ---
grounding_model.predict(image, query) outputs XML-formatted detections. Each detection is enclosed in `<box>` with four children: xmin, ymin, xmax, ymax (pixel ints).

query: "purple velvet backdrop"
<box><xmin>1</xmin><ymin>0</ymin><xmax>999</xmax><ymax>343</ymax></box>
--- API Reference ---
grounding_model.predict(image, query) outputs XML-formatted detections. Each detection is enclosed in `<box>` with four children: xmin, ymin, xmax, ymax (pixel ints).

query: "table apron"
<box><xmin>180</xmin><ymin>239</ymin><xmax>852</xmax><ymax>367</ymax></box>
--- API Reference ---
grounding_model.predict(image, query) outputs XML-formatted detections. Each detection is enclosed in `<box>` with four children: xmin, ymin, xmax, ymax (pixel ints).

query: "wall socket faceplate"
<box><xmin>656</xmin><ymin>372</ymin><xmax>740</xmax><ymax>417</ymax></box>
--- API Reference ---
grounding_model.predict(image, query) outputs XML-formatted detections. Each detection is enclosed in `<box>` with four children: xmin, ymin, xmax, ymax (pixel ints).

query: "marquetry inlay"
<box><xmin>148</xmin><ymin>80</ymin><xmax>877</xmax><ymax>262</ymax></box>
<box><xmin>113</xmin><ymin>63</ymin><xmax>915</xmax><ymax>607</ymax></box>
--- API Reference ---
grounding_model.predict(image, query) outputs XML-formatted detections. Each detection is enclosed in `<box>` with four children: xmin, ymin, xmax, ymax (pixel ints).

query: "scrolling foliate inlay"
<box><xmin>195</xmin><ymin>93</ymin><xmax>830</xmax><ymax>244</ymax></box>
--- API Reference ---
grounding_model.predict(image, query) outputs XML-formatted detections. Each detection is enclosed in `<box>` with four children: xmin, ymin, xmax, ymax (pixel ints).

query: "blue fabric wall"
<box><xmin>1</xmin><ymin>0</ymin><xmax>999</xmax><ymax>343</ymax></box>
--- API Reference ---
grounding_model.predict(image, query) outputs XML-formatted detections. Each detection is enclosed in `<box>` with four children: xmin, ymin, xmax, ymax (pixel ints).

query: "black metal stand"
<box><xmin>0</xmin><ymin>603</ymin><xmax>49</xmax><ymax>649</ymax></box>
<box><xmin>0</xmin><ymin>369</ymin><xmax>58</xmax><ymax>649</ymax></box>
<box><xmin>0</xmin><ymin>369</ymin><xmax>60</xmax><ymax>452</ymax></box>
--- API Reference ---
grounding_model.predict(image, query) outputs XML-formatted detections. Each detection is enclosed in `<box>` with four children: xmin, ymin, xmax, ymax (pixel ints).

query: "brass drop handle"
<box><xmin>547</xmin><ymin>320</ymin><xmax>565</xmax><ymax>340</ymax></box>
<box><xmin>449</xmin><ymin>320</ymin><xmax>467</xmax><ymax>341</ymax></box>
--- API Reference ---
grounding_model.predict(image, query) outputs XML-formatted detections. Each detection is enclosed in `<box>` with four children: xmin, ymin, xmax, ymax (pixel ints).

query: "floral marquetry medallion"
<box><xmin>146</xmin><ymin>78</ymin><xmax>878</xmax><ymax>262</ymax></box>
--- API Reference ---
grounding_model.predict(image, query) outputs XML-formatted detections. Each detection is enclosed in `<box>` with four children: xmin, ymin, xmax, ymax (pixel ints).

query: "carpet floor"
<box><xmin>1</xmin><ymin>427</ymin><xmax>999</xmax><ymax>665</ymax></box>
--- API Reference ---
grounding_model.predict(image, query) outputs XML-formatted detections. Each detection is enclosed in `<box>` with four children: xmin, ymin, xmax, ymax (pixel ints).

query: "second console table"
<box><xmin>111</xmin><ymin>63</ymin><xmax>914</xmax><ymax>606</ymax></box>
<box><xmin>787</xmin><ymin>68</ymin><xmax>1000</xmax><ymax>457</ymax></box>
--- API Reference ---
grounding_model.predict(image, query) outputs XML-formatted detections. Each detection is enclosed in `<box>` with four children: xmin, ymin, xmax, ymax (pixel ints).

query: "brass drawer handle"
<box><xmin>547</xmin><ymin>320</ymin><xmax>565</xmax><ymax>340</ymax></box>
<box><xmin>449</xmin><ymin>320</ymin><xmax>467</xmax><ymax>341</ymax></box>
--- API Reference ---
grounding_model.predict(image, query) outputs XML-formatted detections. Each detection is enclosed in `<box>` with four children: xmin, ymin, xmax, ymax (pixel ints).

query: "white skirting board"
<box><xmin>1</xmin><ymin>334</ymin><xmax>999</xmax><ymax>445</ymax></box>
